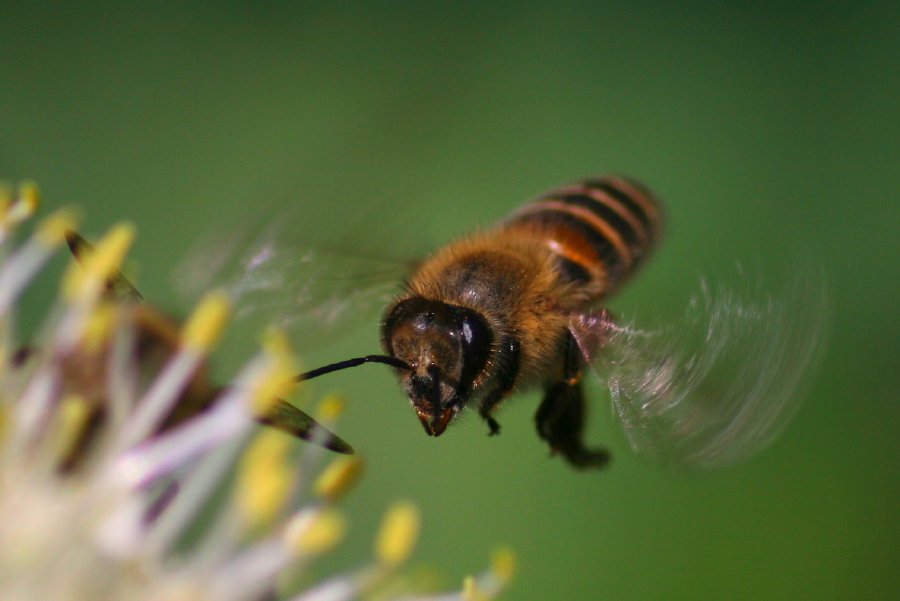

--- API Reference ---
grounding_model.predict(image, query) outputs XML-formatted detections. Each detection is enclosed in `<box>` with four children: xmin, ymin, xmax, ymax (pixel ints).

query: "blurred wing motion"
<box><xmin>571</xmin><ymin>263</ymin><xmax>830</xmax><ymax>468</ymax></box>
<box><xmin>64</xmin><ymin>229</ymin><xmax>354</xmax><ymax>454</ymax></box>
<box><xmin>172</xmin><ymin>215</ymin><xmax>409</xmax><ymax>341</ymax></box>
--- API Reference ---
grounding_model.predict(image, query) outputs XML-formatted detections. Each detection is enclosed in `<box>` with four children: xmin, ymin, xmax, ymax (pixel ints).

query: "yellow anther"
<box><xmin>285</xmin><ymin>508</ymin><xmax>346</xmax><ymax>556</ymax></box>
<box><xmin>0</xmin><ymin>182</ymin><xmax>11</xmax><ymax>213</ymax></box>
<box><xmin>0</xmin><ymin>181</ymin><xmax>38</xmax><ymax>235</ymax></box>
<box><xmin>250</xmin><ymin>362</ymin><xmax>297</xmax><ymax>417</ymax></box>
<box><xmin>35</xmin><ymin>208</ymin><xmax>81</xmax><ymax>247</ymax></box>
<box><xmin>17</xmin><ymin>181</ymin><xmax>40</xmax><ymax>211</ymax></box>
<box><xmin>236</xmin><ymin>430</ymin><xmax>294</xmax><ymax>527</ymax></box>
<box><xmin>490</xmin><ymin>547</ymin><xmax>517</xmax><ymax>585</ymax></box>
<box><xmin>375</xmin><ymin>501</ymin><xmax>421</xmax><ymax>568</ymax></box>
<box><xmin>6</xmin><ymin>181</ymin><xmax>40</xmax><ymax>224</ymax></box>
<box><xmin>249</xmin><ymin>328</ymin><xmax>298</xmax><ymax>416</ymax></box>
<box><xmin>63</xmin><ymin>222</ymin><xmax>136</xmax><ymax>301</ymax></box>
<box><xmin>181</xmin><ymin>290</ymin><xmax>231</xmax><ymax>352</ymax></box>
<box><xmin>462</xmin><ymin>576</ymin><xmax>488</xmax><ymax>601</ymax></box>
<box><xmin>316</xmin><ymin>394</ymin><xmax>345</xmax><ymax>422</ymax></box>
<box><xmin>54</xmin><ymin>395</ymin><xmax>91</xmax><ymax>462</ymax></box>
<box><xmin>261</xmin><ymin>326</ymin><xmax>292</xmax><ymax>359</ymax></box>
<box><xmin>82</xmin><ymin>302</ymin><xmax>119</xmax><ymax>353</ymax></box>
<box><xmin>313</xmin><ymin>456</ymin><xmax>364</xmax><ymax>502</ymax></box>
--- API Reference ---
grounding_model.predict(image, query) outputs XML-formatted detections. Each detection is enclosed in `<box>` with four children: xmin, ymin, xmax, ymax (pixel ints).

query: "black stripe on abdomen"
<box><xmin>548</xmin><ymin>192</ymin><xmax>646</xmax><ymax>264</ymax></box>
<box><xmin>582</xmin><ymin>176</ymin><xmax>661</xmax><ymax>243</ymax></box>
<box><xmin>555</xmin><ymin>255</ymin><xmax>593</xmax><ymax>284</ymax></box>
<box><xmin>509</xmin><ymin>209</ymin><xmax>625</xmax><ymax>283</ymax></box>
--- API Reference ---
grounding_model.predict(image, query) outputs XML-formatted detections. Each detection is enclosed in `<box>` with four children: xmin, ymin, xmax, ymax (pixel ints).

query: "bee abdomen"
<box><xmin>504</xmin><ymin>175</ymin><xmax>662</xmax><ymax>292</ymax></box>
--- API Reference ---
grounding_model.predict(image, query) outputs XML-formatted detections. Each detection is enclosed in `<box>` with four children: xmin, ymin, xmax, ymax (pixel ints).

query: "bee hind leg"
<box><xmin>534</xmin><ymin>332</ymin><xmax>610</xmax><ymax>470</ymax></box>
<box><xmin>535</xmin><ymin>381</ymin><xmax>609</xmax><ymax>469</ymax></box>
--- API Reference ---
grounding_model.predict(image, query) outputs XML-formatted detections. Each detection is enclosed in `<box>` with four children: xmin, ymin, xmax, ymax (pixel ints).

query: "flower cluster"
<box><xmin>0</xmin><ymin>183</ymin><xmax>513</xmax><ymax>601</ymax></box>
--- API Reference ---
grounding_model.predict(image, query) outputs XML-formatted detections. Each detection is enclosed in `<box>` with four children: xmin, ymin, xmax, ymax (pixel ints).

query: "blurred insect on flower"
<box><xmin>0</xmin><ymin>182</ymin><xmax>514</xmax><ymax>601</ymax></box>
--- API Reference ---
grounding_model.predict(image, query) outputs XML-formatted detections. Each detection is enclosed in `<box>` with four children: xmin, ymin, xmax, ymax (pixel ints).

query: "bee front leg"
<box><xmin>479</xmin><ymin>393</ymin><xmax>504</xmax><ymax>436</ymax></box>
<box><xmin>477</xmin><ymin>336</ymin><xmax>521</xmax><ymax>437</ymax></box>
<box><xmin>534</xmin><ymin>333</ymin><xmax>610</xmax><ymax>469</ymax></box>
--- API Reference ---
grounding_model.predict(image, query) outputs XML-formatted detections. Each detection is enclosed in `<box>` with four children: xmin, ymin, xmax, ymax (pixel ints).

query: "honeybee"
<box><xmin>39</xmin><ymin>232</ymin><xmax>353</xmax><ymax>470</ymax></box>
<box><xmin>292</xmin><ymin>176</ymin><xmax>659</xmax><ymax>468</ymax></box>
<box><xmin>191</xmin><ymin>175</ymin><xmax>828</xmax><ymax>470</ymax></box>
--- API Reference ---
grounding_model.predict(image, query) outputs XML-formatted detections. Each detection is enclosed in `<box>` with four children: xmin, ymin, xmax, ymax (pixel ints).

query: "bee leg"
<box><xmin>477</xmin><ymin>336</ymin><xmax>521</xmax><ymax>437</ymax></box>
<box><xmin>479</xmin><ymin>401</ymin><xmax>503</xmax><ymax>436</ymax></box>
<box><xmin>535</xmin><ymin>382</ymin><xmax>609</xmax><ymax>469</ymax></box>
<box><xmin>534</xmin><ymin>333</ymin><xmax>610</xmax><ymax>469</ymax></box>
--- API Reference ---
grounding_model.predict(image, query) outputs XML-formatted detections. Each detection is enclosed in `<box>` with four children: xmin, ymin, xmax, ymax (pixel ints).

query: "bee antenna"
<box><xmin>295</xmin><ymin>354</ymin><xmax>411</xmax><ymax>382</ymax></box>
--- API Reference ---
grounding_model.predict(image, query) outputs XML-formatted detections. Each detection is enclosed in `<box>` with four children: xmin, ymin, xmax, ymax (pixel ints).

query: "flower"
<box><xmin>0</xmin><ymin>183</ymin><xmax>513</xmax><ymax>601</ymax></box>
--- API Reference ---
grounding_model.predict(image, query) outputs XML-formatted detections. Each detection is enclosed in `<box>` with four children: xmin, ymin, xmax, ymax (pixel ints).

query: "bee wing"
<box><xmin>64</xmin><ymin>231</ymin><xmax>363</xmax><ymax>455</ymax></box>
<box><xmin>172</xmin><ymin>213</ymin><xmax>411</xmax><ymax>344</ymax></box>
<box><xmin>570</xmin><ymin>263</ymin><xmax>830</xmax><ymax>468</ymax></box>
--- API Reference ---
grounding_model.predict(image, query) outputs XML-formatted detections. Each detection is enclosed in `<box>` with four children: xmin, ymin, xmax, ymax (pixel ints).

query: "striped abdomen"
<box><xmin>503</xmin><ymin>175</ymin><xmax>662</xmax><ymax>296</ymax></box>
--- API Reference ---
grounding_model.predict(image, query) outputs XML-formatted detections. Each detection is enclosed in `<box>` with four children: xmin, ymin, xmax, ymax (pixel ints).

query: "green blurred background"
<box><xmin>2</xmin><ymin>2</ymin><xmax>897</xmax><ymax>599</ymax></box>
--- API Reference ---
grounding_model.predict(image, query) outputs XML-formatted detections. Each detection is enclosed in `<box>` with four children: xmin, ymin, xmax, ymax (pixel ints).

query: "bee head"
<box><xmin>382</xmin><ymin>297</ymin><xmax>492</xmax><ymax>436</ymax></box>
